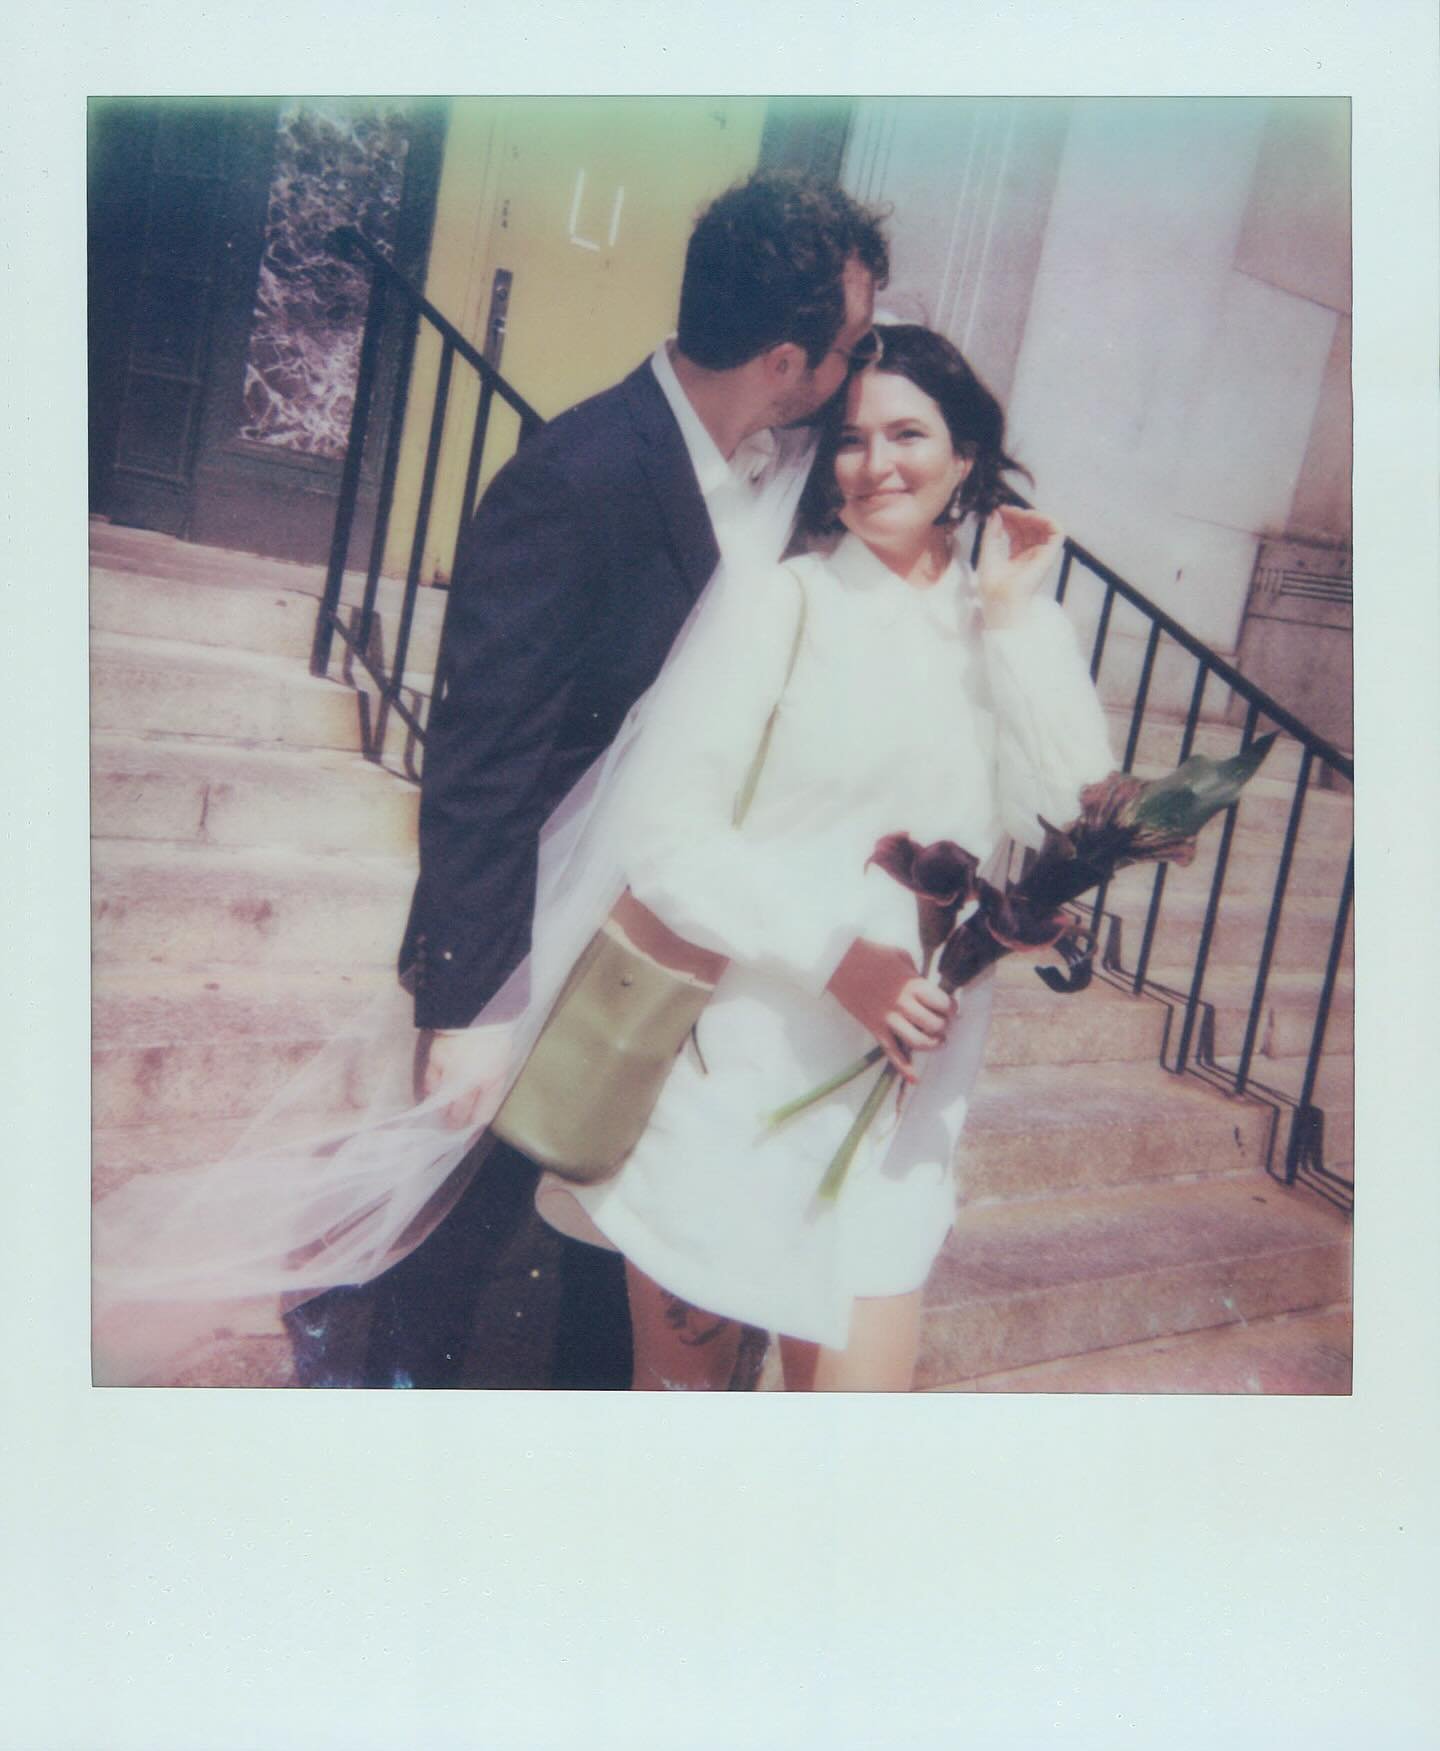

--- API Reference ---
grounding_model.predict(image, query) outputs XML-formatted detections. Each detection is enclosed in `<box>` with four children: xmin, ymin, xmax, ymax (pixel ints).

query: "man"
<box><xmin>301</xmin><ymin>171</ymin><xmax>890</xmax><ymax>1388</ymax></box>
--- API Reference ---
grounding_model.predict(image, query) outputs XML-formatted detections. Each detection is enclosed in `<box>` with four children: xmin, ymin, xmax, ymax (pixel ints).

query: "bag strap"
<box><xmin>732</xmin><ymin>564</ymin><xmax>808</xmax><ymax>828</ymax></box>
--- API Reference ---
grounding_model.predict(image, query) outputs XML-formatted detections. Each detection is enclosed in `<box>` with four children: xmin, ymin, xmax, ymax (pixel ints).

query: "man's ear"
<box><xmin>762</xmin><ymin>340</ymin><xmax>807</xmax><ymax>382</ymax></box>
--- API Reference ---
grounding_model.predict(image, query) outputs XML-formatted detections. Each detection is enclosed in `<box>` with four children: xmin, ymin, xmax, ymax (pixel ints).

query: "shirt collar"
<box><xmin>650</xmin><ymin>341</ymin><xmax>782</xmax><ymax>496</ymax></box>
<box><xmin>825</xmin><ymin>532</ymin><xmax>972</xmax><ymax>632</ymax></box>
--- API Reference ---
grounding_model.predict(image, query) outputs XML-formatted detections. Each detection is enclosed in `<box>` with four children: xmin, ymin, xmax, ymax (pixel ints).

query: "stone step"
<box><xmin>1142</xmin><ymin>965</ymin><xmax>1353</xmax><ymax>1059</ymax></box>
<box><xmin>984</xmin><ymin>962</ymin><xmax>1164</xmax><ymax>1067</ymax></box>
<box><xmin>92</xmin><ymin>732</ymin><xmax>419</xmax><ymax>854</ymax></box>
<box><xmin>92</xmin><ymin>520</ymin><xmax>333</xmax><ymax>591</ymax></box>
<box><xmin>1212</xmin><ymin>1052</ymin><xmax>1354</xmax><ymax>1165</ymax></box>
<box><xmin>1090</xmin><ymin>829</ymin><xmax>1349</xmax><ymax>906</ymax></box>
<box><xmin>91</xmin><ymin>566</ymin><xmax>319</xmax><ymax>664</ymax></box>
<box><xmin>1100</xmin><ymin>883</ymin><xmax>1353</xmax><ymax>977</ymax></box>
<box><xmin>92</xmin><ymin>965</ymin><xmax>397</xmax><ymax>1129</ymax></box>
<box><xmin>961</xmin><ymin>1060</ymin><xmax>1276</xmax><ymax>1204</ymax></box>
<box><xmin>90</xmin><ymin>547</ymin><xmax>448</xmax><ymax>678</ymax></box>
<box><xmin>929</xmin><ymin>1303</ymin><xmax>1352</xmax><ymax>1393</ymax></box>
<box><xmin>94</xmin><ymin>1114</ymin><xmax>287</xmax><ymax>1200</ymax></box>
<box><xmin>92</xmin><ymin>631</ymin><xmax>365</xmax><ymax>751</ymax></box>
<box><xmin>917</xmin><ymin>1175</ymin><xmax>1351</xmax><ymax>1388</ymax></box>
<box><xmin>90</xmin><ymin>958</ymin><xmax>1163</xmax><ymax>1137</ymax></box>
<box><xmin>92</xmin><ymin>839</ymin><xmax>414</xmax><ymax>969</ymax></box>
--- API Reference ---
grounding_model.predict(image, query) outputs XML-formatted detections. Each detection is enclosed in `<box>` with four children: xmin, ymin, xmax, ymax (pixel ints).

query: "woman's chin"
<box><xmin>846</xmin><ymin>510</ymin><xmax>919</xmax><ymax>547</ymax></box>
<box><xmin>847</xmin><ymin>515</ymin><xmax>931</xmax><ymax>557</ymax></box>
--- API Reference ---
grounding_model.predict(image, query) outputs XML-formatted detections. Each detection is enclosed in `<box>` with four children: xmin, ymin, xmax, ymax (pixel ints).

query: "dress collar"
<box><xmin>823</xmin><ymin>533</ymin><xmax>975</xmax><ymax>632</ymax></box>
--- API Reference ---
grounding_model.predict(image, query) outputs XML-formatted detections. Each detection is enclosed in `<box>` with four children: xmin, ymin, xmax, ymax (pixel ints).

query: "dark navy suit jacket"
<box><xmin>400</xmin><ymin>361</ymin><xmax>721</xmax><ymax>1028</ymax></box>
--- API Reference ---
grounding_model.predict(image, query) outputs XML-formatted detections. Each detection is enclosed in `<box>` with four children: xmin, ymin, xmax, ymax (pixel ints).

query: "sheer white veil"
<box><xmin>92</xmin><ymin>500</ymin><xmax>804</xmax><ymax>1385</ymax></box>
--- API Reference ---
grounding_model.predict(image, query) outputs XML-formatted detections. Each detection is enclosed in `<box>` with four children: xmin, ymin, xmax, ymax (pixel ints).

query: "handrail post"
<box><xmin>391</xmin><ymin>337</ymin><xmax>456</xmax><ymax>700</ymax></box>
<box><xmin>1285</xmin><ymin>848</ymin><xmax>1354</xmax><ymax>1183</ymax></box>
<box><xmin>1234</xmin><ymin>748</ymin><xmax>1313</xmax><ymax>1094</ymax></box>
<box><xmin>310</xmin><ymin>264</ymin><xmax>389</xmax><ymax>677</ymax></box>
<box><xmin>1174</xmin><ymin>701</ymin><xmax>1257</xmax><ymax>1072</ymax></box>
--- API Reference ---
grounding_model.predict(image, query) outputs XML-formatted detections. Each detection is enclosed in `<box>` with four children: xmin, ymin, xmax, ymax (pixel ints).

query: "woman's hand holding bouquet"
<box><xmin>825</xmin><ymin>939</ymin><xmax>955</xmax><ymax>1083</ymax></box>
<box><xmin>776</xmin><ymin>735</ymin><xmax>1280</xmax><ymax>1200</ymax></box>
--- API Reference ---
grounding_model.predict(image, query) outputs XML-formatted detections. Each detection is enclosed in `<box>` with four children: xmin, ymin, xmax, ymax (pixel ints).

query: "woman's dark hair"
<box><xmin>677</xmin><ymin>172</ymin><xmax>889</xmax><ymax>370</ymax></box>
<box><xmin>798</xmin><ymin>323</ymin><xmax>1030</xmax><ymax>535</ymax></box>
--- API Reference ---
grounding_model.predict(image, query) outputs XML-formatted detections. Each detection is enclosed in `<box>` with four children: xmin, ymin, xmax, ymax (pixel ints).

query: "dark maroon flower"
<box><xmin>868</xmin><ymin>836</ymin><xmax>981</xmax><ymax>965</ymax></box>
<box><xmin>868</xmin><ymin>835</ymin><xmax>979</xmax><ymax>906</ymax></box>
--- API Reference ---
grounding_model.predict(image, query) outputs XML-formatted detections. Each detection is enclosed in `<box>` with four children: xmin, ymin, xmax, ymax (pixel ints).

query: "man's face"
<box><xmin>775</xmin><ymin>256</ymin><xmax>876</xmax><ymax>424</ymax></box>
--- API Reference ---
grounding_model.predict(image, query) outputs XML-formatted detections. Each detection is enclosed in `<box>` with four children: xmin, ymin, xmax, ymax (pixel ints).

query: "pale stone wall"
<box><xmin>846</xmin><ymin>98</ymin><xmax>1351</xmax><ymax>723</ymax></box>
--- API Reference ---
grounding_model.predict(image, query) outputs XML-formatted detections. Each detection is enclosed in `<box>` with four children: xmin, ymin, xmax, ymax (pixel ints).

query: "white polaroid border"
<box><xmin>4</xmin><ymin>3</ymin><xmax>1436</xmax><ymax>1745</ymax></box>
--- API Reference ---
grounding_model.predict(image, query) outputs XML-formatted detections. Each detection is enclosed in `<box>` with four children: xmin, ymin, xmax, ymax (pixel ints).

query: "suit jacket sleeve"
<box><xmin>402</xmin><ymin>445</ymin><xmax>598</xmax><ymax>1028</ymax></box>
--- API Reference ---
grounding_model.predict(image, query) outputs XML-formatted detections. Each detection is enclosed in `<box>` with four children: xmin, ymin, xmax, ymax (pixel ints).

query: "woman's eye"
<box><xmin>836</xmin><ymin>434</ymin><xmax>863</xmax><ymax>449</ymax></box>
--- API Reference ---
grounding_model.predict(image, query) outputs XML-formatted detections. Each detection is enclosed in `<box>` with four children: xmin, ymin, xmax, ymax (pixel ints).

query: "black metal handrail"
<box><xmin>308</xmin><ymin>224</ymin><xmax>544</xmax><ymax>765</ymax></box>
<box><xmin>309</xmin><ymin>232</ymin><xmax>1353</xmax><ymax>1211</ymax></box>
<box><xmin>1051</xmin><ymin>528</ymin><xmax>1353</xmax><ymax>1212</ymax></box>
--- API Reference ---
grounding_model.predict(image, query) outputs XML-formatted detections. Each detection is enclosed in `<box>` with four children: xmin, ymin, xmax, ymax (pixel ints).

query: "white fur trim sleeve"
<box><xmin>622</xmin><ymin>565</ymin><xmax>862</xmax><ymax>994</ymax></box>
<box><xmin>982</xmin><ymin>597</ymin><xmax>1115</xmax><ymax>848</ymax></box>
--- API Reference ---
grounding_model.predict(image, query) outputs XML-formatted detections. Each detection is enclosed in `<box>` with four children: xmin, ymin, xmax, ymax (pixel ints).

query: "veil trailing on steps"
<box><xmin>92</xmin><ymin>545</ymin><xmax>774</xmax><ymax>1387</ymax></box>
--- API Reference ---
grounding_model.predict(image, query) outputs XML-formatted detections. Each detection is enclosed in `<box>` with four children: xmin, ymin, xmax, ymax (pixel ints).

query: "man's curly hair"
<box><xmin>677</xmin><ymin>172</ymin><xmax>889</xmax><ymax>371</ymax></box>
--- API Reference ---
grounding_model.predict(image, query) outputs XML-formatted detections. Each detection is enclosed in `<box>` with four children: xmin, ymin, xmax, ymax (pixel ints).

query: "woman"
<box><xmin>93</xmin><ymin>325</ymin><xmax>1110</xmax><ymax>1394</ymax></box>
<box><xmin>534</xmin><ymin>324</ymin><xmax>1114</xmax><ymax>1392</ymax></box>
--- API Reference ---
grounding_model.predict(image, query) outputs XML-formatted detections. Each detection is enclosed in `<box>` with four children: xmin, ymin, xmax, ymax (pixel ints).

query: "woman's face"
<box><xmin>833</xmin><ymin>370</ymin><xmax>971</xmax><ymax>563</ymax></box>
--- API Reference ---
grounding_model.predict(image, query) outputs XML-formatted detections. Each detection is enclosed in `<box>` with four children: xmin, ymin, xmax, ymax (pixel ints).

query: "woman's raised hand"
<box><xmin>825</xmin><ymin>938</ymin><xmax>954</xmax><ymax>1081</ymax></box>
<box><xmin>975</xmin><ymin>505</ymin><xmax>1065</xmax><ymax>629</ymax></box>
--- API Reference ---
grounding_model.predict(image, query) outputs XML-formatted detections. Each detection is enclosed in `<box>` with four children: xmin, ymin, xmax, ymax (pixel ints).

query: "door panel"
<box><xmin>387</xmin><ymin>97</ymin><xmax>768</xmax><ymax>583</ymax></box>
<box><xmin>187</xmin><ymin>99</ymin><xmax>446</xmax><ymax>561</ymax></box>
<box><xmin>89</xmin><ymin>98</ymin><xmax>445</xmax><ymax>563</ymax></box>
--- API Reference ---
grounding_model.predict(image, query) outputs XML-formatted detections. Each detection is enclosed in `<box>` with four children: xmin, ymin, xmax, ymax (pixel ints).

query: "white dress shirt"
<box><xmin>649</xmin><ymin>340</ymin><xmax>816</xmax><ymax>569</ymax></box>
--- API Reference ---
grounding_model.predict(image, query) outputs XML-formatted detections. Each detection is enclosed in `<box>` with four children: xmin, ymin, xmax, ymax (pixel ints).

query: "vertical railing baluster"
<box><xmin>1175</xmin><ymin>701</ymin><xmax>1258</xmax><ymax>1071</ymax></box>
<box><xmin>1132</xmin><ymin>660</ymin><xmax>1211</xmax><ymax>996</ymax></box>
<box><xmin>391</xmin><ymin>337</ymin><xmax>455</xmax><ymax>702</ymax></box>
<box><xmin>1054</xmin><ymin>543</ymin><xmax>1074</xmax><ymax>604</ymax></box>
<box><xmin>1234</xmin><ymin>747</ymin><xmax>1313</xmax><ymax>1094</ymax></box>
<box><xmin>311</xmin><ymin>266</ymin><xmax>389</xmax><ymax>677</ymax></box>
<box><xmin>358</xmin><ymin>298</ymin><xmax>422</xmax><ymax>662</ymax></box>
<box><xmin>459</xmin><ymin>377</ymin><xmax>497</xmax><ymax>535</ymax></box>
<box><xmin>1285</xmin><ymin>846</ymin><xmax>1354</xmax><ymax>1183</ymax></box>
<box><xmin>1121</xmin><ymin>622</ymin><xmax>1162</xmax><ymax>773</ymax></box>
<box><xmin>1087</xmin><ymin>621</ymin><xmax>1164</xmax><ymax>950</ymax></box>
<box><xmin>1089</xmin><ymin>579</ymin><xmax>1116</xmax><ymax>683</ymax></box>
<box><xmin>310</xmin><ymin>229</ymin><xmax>544</xmax><ymax>764</ymax></box>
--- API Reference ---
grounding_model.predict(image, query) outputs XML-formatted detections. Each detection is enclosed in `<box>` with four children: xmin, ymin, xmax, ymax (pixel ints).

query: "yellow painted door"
<box><xmin>388</xmin><ymin>97</ymin><xmax>767</xmax><ymax>582</ymax></box>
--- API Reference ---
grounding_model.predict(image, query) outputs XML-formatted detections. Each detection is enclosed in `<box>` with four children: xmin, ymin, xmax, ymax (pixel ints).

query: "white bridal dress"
<box><xmin>539</xmin><ymin>532</ymin><xmax>1114</xmax><ymax>1350</ymax></box>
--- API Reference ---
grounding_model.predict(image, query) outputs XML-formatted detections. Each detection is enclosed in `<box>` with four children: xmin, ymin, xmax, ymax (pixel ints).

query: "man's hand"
<box><xmin>419</xmin><ymin>1025</ymin><xmax>514</xmax><ymax>1131</ymax></box>
<box><xmin>825</xmin><ymin>939</ymin><xmax>954</xmax><ymax>1081</ymax></box>
<box><xmin>976</xmin><ymin>505</ymin><xmax>1064</xmax><ymax>629</ymax></box>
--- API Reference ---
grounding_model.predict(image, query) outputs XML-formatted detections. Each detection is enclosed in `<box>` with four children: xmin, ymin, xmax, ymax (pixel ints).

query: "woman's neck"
<box><xmin>858</xmin><ymin>528</ymin><xmax>953</xmax><ymax>590</ymax></box>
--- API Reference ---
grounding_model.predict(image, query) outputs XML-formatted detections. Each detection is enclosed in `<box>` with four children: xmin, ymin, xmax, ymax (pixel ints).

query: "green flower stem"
<box><xmin>816</xmin><ymin>1063</ymin><xmax>899</xmax><ymax>1202</ymax></box>
<box><xmin>763</xmin><ymin>1045</ymin><xmax>887</xmax><ymax>1131</ymax></box>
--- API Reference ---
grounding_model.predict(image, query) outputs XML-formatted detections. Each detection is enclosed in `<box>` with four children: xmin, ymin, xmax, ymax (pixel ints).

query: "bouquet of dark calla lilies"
<box><xmin>770</xmin><ymin>734</ymin><xmax>1279</xmax><ymax>1201</ymax></box>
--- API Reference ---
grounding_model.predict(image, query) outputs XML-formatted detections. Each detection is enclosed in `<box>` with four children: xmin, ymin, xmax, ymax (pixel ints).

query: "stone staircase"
<box><xmin>90</xmin><ymin>519</ymin><xmax>1353</xmax><ymax>1392</ymax></box>
<box><xmin>920</xmin><ymin>696</ymin><xmax>1354</xmax><ymax>1392</ymax></box>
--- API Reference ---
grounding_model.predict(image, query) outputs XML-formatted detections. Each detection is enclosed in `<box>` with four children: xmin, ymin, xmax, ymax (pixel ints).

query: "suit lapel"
<box><xmin>619</xmin><ymin>363</ymin><xmax>720</xmax><ymax>605</ymax></box>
